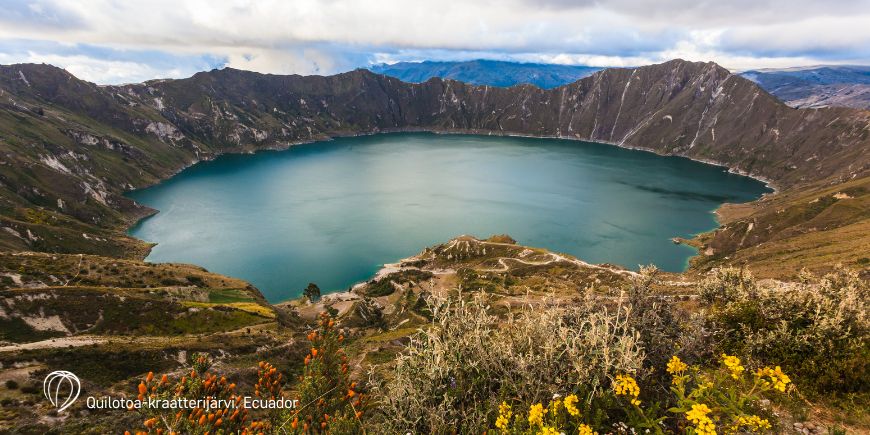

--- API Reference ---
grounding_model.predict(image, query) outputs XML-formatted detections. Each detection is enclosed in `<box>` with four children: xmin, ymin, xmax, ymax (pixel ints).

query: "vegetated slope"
<box><xmin>369</xmin><ymin>59</ymin><xmax>601</xmax><ymax>89</ymax></box>
<box><xmin>1</xmin><ymin>59</ymin><xmax>868</xmax><ymax>264</ymax></box>
<box><xmin>0</xmin><ymin>251</ymin><xmax>277</xmax><ymax>344</ymax></box>
<box><xmin>741</xmin><ymin>65</ymin><xmax>870</xmax><ymax>109</ymax></box>
<box><xmin>691</xmin><ymin>175</ymin><xmax>870</xmax><ymax>278</ymax></box>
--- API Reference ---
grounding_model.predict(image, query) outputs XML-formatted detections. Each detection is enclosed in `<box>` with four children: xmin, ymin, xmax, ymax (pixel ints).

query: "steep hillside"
<box><xmin>1</xmin><ymin>60</ymin><xmax>868</xmax><ymax>267</ymax></box>
<box><xmin>369</xmin><ymin>59</ymin><xmax>601</xmax><ymax>88</ymax></box>
<box><xmin>690</xmin><ymin>176</ymin><xmax>870</xmax><ymax>278</ymax></box>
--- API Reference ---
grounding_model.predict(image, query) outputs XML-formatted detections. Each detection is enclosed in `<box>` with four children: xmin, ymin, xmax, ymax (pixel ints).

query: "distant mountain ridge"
<box><xmin>739</xmin><ymin>65</ymin><xmax>870</xmax><ymax>109</ymax></box>
<box><xmin>369</xmin><ymin>59</ymin><xmax>870</xmax><ymax>109</ymax></box>
<box><xmin>369</xmin><ymin>59</ymin><xmax>601</xmax><ymax>89</ymax></box>
<box><xmin>1</xmin><ymin>59</ymin><xmax>869</xmax><ymax>259</ymax></box>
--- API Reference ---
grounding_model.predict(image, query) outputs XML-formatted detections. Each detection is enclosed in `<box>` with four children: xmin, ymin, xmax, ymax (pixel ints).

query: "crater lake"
<box><xmin>127</xmin><ymin>133</ymin><xmax>771</xmax><ymax>302</ymax></box>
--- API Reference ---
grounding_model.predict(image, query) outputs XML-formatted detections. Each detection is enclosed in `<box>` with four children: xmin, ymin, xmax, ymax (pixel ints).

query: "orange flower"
<box><xmin>138</xmin><ymin>382</ymin><xmax>147</xmax><ymax>395</ymax></box>
<box><xmin>160</xmin><ymin>374</ymin><xmax>168</xmax><ymax>385</ymax></box>
<box><xmin>311</xmin><ymin>348</ymin><xmax>318</xmax><ymax>357</ymax></box>
<box><xmin>347</xmin><ymin>389</ymin><xmax>356</xmax><ymax>398</ymax></box>
<box><xmin>146</xmin><ymin>372</ymin><xmax>154</xmax><ymax>383</ymax></box>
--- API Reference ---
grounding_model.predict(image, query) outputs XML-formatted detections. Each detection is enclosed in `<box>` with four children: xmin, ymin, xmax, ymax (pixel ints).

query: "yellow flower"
<box><xmin>667</xmin><ymin>355</ymin><xmax>687</xmax><ymax>375</ymax></box>
<box><xmin>578</xmin><ymin>423</ymin><xmax>597</xmax><ymax>435</ymax></box>
<box><xmin>734</xmin><ymin>415</ymin><xmax>771</xmax><ymax>431</ymax></box>
<box><xmin>550</xmin><ymin>396</ymin><xmax>562</xmax><ymax>416</ymax></box>
<box><xmin>686</xmin><ymin>403</ymin><xmax>716</xmax><ymax>435</ymax></box>
<box><xmin>564</xmin><ymin>394</ymin><xmax>580</xmax><ymax>417</ymax></box>
<box><xmin>756</xmin><ymin>366</ymin><xmax>791</xmax><ymax>392</ymax></box>
<box><xmin>528</xmin><ymin>403</ymin><xmax>544</xmax><ymax>427</ymax></box>
<box><xmin>538</xmin><ymin>426</ymin><xmax>559</xmax><ymax>435</ymax></box>
<box><xmin>613</xmin><ymin>374</ymin><xmax>641</xmax><ymax>406</ymax></box>
<box><xmin>721</xmin><ymin>353</ymin><xmax>745</xmax><ymax>379</ymax></box>
<box><xmin>495</xmin><ymin>401</ymin><xmax>512</xmax><ymax>431</ymax></box>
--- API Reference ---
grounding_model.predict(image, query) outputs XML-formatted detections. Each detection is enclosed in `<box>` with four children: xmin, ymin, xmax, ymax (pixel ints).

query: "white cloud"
<box><xmin>0</xmin><ymin>52</ymin><xmax>187</xmax><ymax>84</ymax></box>
<box><xmin>0</xmin><ymin>0</ymin><xmax>868</xmax><ymax>81</ymax></box>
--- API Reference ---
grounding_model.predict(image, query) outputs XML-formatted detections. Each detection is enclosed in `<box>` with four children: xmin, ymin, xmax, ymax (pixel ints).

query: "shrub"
<box><xmin>368</xmin><ymin>293</ymin><xmax>644</xmax><ymax>433</ymax></box>
<box><xmin>127</xmin><ymin>313</ymin><xmax>365</xmax><ymax>435</ymax></box>
<box><xmin>698</xmin><ymin>267</ymin><xmax>756</xmax><ymax>305</ymax></box>
<box><xmin>491</xmin><ymin>354</ymin><xmax>790</xmax><ymax>434</ymax></box>
<box><xmin>269</xmin><ymin>312</ymin><xmax>365</xmax><ymax>433</ymax></box>
<box><xmin>4</xmin><ymin>380</ymin><xmax>18</xmax><ymax>390</ymax></box>
<box><xmin>127</xmin><ymin>353</ymin><xmax>255</xmax><ymax>435</ymax></box>
<box><xmin>703</xmin><ymin>266</ymin><xmax>868</xmax><ymax>395</ymax></box>
<box><xmin>303</xmin><ymin>283</ymin><xmax>321</xmax><ymax>303</ymax></box>
<box><xmin>623</xmin><ymin>266</ymin><xmax>687</xmax><ymax>397</ymax></box>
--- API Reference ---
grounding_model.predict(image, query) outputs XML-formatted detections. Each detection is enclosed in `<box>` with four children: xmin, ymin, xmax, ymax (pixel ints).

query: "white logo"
<box><xmin>43</xmin><ymin>370</ymin><xmax>81</xmax><ymax>413</ymax></box>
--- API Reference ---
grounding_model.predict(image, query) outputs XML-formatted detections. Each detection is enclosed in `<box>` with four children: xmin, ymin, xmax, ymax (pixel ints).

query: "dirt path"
<box><xmin>0</xmin><ymin>335</ymin><xmax>106</xmax><ymax>352</ymax></box>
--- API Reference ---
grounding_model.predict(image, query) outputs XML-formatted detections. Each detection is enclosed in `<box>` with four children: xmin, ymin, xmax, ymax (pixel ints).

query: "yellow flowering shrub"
<box><xmin>669</xmin><ymin>354</ymin><xmax>788</xmax><ymax>434</ymax></box>
<box><xmin>613</xmin><ymin>374</ymin><xmax>641</xmax><ymax>406</ymax></box>
<box><xmin>493</xmin><ymin>394</ymin><xmax>599</xmax><ymax>435</ymax></box>
<box><xmin>491</xmin><ymin>354</ymin><xmax>790</xmax><ymax>434</ymax></box>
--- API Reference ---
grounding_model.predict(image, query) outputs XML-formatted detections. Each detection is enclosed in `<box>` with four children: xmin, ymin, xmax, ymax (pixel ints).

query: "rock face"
<box><xmin>1</xmin><ymin>59</ymin><xmax>869</xmax><ymax>256</ymax></box>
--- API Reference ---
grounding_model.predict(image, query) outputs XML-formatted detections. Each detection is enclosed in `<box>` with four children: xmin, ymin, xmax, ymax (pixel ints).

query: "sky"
<box><xmin>1</xmin><ymin>0</ymin><xmax>870</xmax><ymax>84</ymax></box>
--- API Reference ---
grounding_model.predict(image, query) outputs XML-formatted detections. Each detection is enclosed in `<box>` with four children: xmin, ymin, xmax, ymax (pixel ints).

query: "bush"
<box><xmin>126</xmin><ymin>313</ymin><xmax>365</xmax><ymax>435</ymax></box>
<box><xmin>303</xmin><ymin>283</ymin><xmax>321</xmax><ymax>303</ymax></box>
<box><xmin>703</xmin><ymin>266</ymin><xmax>868</xmax><ymax>395</ymax></box>
<box><xmin>368</xmin><ymin>293</ymin><xmax>645</xmax><ymax>433</ymax></box>
<box><xmin>4</xmin><ymin>380</ymin><xmax>18</xmax><ymax>390</ymax></box>
<box><xmin>492</xmin><ymin>354</ymin><xmax>790</xmax><ymax>434</ymax></box>
<box><xmin>623</xmin><ymin>266</ymin><xmax>687</xmax><ymax>397</ymax></box>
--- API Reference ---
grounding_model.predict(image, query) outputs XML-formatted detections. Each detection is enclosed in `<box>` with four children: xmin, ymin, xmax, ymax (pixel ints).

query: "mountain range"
<box><xmin>369</xmin><ymin>60</ymin><xmax>870</xmax><ymax>109</ymax></box>
<box><xmin>741</xmin><ymin>65</ymin><xmax>870</xmax><ymax>109</ymax></box>
<box><xmin>369</xmin><ymin>59</ymin><xmax>601</xmax><ymax>89</ymax></box>
<box><xmin>0</xmin><ymin>59</ymin><xmax>868</xmax><ymax>272</ymax></box>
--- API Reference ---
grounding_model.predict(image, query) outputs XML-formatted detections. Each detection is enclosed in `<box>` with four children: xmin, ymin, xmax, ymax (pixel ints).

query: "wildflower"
<box><xmin>564</xmin><ymin>394</ymin><xmax>580</xmax><ymax>417</ymax></box>
<box><xmin>613</xmin><ymin>374</ymin><xmax>641</xmax><ymax>406</ymax></box>
<box><xmin>685</xmin><ymin>403</ymin><xmax>716</xmax><ymax>435</ymax></box>
<box><xmin>528</xmin><ymin>403</ymin><xmax>544</xmax><ymax>427</ymax></box>
<box><xmin>538</xmin><ymin>426</ymin><xmax>559</xmax><ymax>435</ymax></box>
<box><xmin>578</xmin><ymin>424</ymin><xmax>597</xmax><ymax>435</ymax></box>
<box><xmin>756</xmin><ymin>366</ymin><xmax>791</xmax><ymax>392</ymax></box>
<box><xmin>495</xmin><ymin>401</ymin><xmax>512</xmax><ymax>431</ymax></box>
<box><xmin>550</xmin><ymin>396</ymin><xmax>562</xmax><ymax>415</ymax></box>
<box><xmin>721</xmin><ymin>353</ymin><xmax>744</xmax><ymax>379</ymax></box>
<box><xmin>734</xmin><ymin>415</ymin><xmax>771</xmax><ymax>431</ymax></box>
<box><xmin>667</xmin><ymin>355</ymin><xmax>687</xmax><ymax>375</ymax></box>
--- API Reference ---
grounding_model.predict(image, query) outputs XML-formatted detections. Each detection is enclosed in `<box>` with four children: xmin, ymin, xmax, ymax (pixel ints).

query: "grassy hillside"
<box><xmin>691</xmin><ymin>175</ymin><xmax>870</xmax><ymax>278</ymax></box>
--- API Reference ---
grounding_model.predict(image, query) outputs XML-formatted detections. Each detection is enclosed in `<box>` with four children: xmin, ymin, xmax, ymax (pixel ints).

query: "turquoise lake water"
<box><xmin>127</xmin><ymin>133</ymin><xmax>771</xmax><ymax>302</ymax></box>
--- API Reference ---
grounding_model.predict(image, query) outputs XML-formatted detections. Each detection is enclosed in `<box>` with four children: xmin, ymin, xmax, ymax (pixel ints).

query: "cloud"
<box><xmin>0</xmin><ymin>0</ymin><xmax>867</xmax><ymax>82</ymax></box>
<box><xmin>0</xmin><ymin>40</ymin><xmax>225</xmax><ymax>84</ymax></box>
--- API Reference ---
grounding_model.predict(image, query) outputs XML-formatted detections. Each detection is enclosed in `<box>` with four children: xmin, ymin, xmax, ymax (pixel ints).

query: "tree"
<box><xmin>304</xmin><ymin>283</ymin><xmax>321</xmax><ymax>303</ymax></box>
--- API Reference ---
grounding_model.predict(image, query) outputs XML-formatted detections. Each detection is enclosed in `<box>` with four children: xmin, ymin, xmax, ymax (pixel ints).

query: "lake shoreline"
<box><xmin>125</xmin><ymin>131</ymin><xmax>770</xmax><ymax>303</ymax></box>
